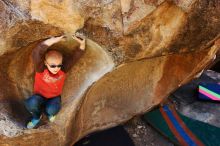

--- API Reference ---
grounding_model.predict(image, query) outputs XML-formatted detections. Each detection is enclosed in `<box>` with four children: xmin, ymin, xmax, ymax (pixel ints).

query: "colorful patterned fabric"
<box><xmin>198</xmin><ymin>83</ymin><xmax>220</xmax><ymax>101</ymax></box>
<box><xmin>143</xmin><ymin>105</ymin><xmax>220</xmax><ymax>146</ymax></box>
<box><xmin>159</xmin><ymin>105</ymin><xmax>204</xmax><ymax>146</ymax></box>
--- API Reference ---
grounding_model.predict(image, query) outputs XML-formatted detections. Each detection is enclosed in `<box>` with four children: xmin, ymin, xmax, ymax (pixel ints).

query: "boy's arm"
<box><xmin>63</xmin><ymin>35</ymin><xmax>86</xmax><ymax>72</ymax></box>
<box><xmin>32</xmin><ymin>42</ymin><xmax>50</xmax><ymax>72</ymax></box>
<box><xmin>32</xmin><ymin>36</ymin><xmax>64</xmax><ymax>72</ymax></box>
<box><xmin>63</xmin><ymin>48</ymin><xmax>85</xmax><ymax>72</ymax></box>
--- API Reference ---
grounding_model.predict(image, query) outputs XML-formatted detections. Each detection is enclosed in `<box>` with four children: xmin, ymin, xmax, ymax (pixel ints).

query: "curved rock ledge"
<box><xmin>0</xmin><ymin>39</ymin><xmax>114</xmax><ymax>146</ymax></box>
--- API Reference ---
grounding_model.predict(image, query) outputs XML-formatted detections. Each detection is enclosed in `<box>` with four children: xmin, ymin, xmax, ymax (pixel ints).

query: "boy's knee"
<box><xmin>46</xmin><ymin>103</ymin><xmax>61</xmax><ymax>116</ymax></box>
<box><xmin>24</xmin><ymin>95</ymin><xmax>43</xmax><ymax>110</ymax></box>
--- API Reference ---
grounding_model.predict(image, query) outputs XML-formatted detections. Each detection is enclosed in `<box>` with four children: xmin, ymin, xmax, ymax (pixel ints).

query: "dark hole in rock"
<box><xmin>74</xmin><ymin>126</ymin><xmax>135</xmax><ymax>146</ymax></box>
<box><xmin>210</xmin><ymin>59</ymin><xmax>220</xmax><ymax>73</ymax></box>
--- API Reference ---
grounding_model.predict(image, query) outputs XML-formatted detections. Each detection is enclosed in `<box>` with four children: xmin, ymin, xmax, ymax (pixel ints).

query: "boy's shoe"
<box><xmin>27</xmin><ymin>117</ymin><xmax>41</xmax><ymax>129</ymax></box>
<box><xmin>48</xmin><ymin>115</ymin><xmax>56</xmax><ymax>122</ymax></box>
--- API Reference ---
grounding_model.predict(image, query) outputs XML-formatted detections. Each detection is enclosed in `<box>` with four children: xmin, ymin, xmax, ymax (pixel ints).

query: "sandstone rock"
<box><xmin>31</xmin><ymin>0</ymin><xmax>84</xmax><ymax>33</ymax></box>
<box><xmin>71</xmin><ymin>43</ymin><xmax>219</xmax><ymax>144</ymax></box>
<box><xmin>82</xmin><ymin>0</ymin><xmax>220</xmax><ymax>63</ymax></box>
<box><xmin>0</xmin><ymin>39</ymin><xmax>114</xmax><ymax>146</ymax></box>
<box><xmin>120</xmin><ymin>0</ymin><xmax>220</xmax><ymax>61</ymax></box>
<box><xmin>121</xmin><ymin>0</ymin><xmax>165</xmax><ymax>33</ymax></box>
<box><xmin>0</xmin><ymin>0</ymin><xmax>219</xmax><ymax>145</ymax></box>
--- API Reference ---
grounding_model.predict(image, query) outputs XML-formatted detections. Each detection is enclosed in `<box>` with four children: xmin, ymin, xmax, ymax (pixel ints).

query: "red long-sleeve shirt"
<box><xmin>32</xmin><ymin>41</ymin><xmax>84</xmax><ymax>98</ymax></box>
<box><xmin>34</xmin><ymin>69</ymin><xmax>66</xmax><ymax>98</ymax></box>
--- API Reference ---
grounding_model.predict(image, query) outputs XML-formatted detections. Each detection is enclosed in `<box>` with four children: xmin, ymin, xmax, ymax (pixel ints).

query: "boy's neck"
<box><xmin>45</xmin><ymin>68</ymin><xmax>60</xmax><ymax>76</ymax></box>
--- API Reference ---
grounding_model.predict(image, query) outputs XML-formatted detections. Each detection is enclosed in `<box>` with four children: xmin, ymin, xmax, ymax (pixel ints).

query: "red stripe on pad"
<box><xmin>159</xmin><ymin>107</ymin><xmax>188</xmax><ymax>146</ymax></box>
<box><xmin>169</xmin><ymin>106</ymin><xmax>205</xmax><ymax>146</ymax></box>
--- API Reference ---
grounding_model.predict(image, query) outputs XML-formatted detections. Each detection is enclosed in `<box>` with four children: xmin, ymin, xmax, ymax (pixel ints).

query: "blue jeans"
<box><xmin>24</xmin><ymin>94</ymin><xmax>61</xmax><ymax>119</ymax></box>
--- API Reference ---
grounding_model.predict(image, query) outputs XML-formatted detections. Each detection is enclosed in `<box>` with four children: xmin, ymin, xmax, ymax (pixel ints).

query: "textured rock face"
<box><xmin>0</xmin><ymin>0</ymin><xmax>219</xmax><ymax>146</ymax></box>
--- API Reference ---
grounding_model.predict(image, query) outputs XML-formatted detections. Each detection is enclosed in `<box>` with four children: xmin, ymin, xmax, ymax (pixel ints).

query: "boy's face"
<box><xmin>45</xmin><ymin>57</ymin><xmax>63</xmax><ymax>74</ymax></box>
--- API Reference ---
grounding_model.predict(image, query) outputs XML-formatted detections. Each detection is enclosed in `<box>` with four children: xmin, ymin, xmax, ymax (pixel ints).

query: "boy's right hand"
<box><xmin>43</xmin><ymin>36</ymin><xmax>65</xmax><ymax>46</ymax></box>
<box><xmin>72</xmin><ymin>33</ymin><xmax>86</xmax><ymax>50</ymax></box>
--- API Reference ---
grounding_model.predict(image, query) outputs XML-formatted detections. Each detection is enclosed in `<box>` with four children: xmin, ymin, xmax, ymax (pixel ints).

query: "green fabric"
<box><xmin>143</xmin><ymin>109</ymin><xmax>179</xmax><ymax>145</ymax></box>
<box><xmin>180</xmin><ymin>114</ymin><xmax>220</xmax><ymax>146</ymax></box>
<box><xmin>143</xmin><ymin>107</ymin><xmax>220</xmax><ymax>146</ymax></box>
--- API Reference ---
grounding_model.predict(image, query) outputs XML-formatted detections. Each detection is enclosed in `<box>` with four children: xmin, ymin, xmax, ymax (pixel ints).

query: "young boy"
<box><xmin>25</xmin><ymin>35</ymin><xmax>85</xmax><ymax>129</ymax></box>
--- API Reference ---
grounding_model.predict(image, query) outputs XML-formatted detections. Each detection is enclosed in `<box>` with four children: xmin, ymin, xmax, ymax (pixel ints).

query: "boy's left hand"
<box><xmin>43</xmin><ymin>36</ymin><xmax>65</xmax><ymax>46</ymax></box>
<box><xmin>72</xmin><ymin>33</ymin><xmax>86</xmax><ymax>51</ymax></box>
